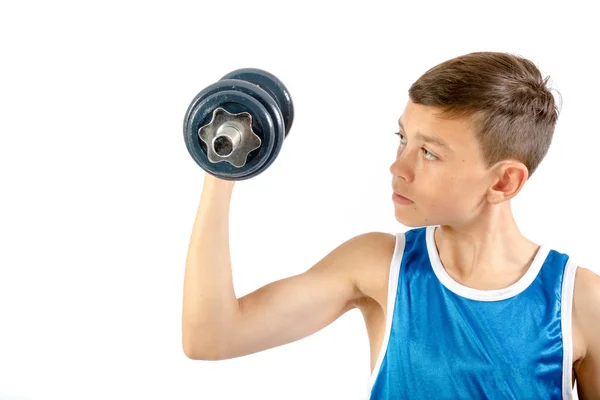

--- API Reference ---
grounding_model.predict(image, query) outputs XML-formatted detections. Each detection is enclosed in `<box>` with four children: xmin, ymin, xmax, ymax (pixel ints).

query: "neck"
<box><xmin>434</xmin><ymin>201</ymin><xmax>540</xmax><ymax>282</ymax></box>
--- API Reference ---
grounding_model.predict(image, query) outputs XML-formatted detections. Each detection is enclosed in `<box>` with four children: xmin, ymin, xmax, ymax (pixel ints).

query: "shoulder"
<box><xmin>573</xmin><ymin>266</ymin><xmax>600</xmax><ymax>324</ymax></box>
<box><xmin>351</xmin><ymin>231</ymin><xmax>397</xmax><ymax>252</ymax></box>
<box><xmin>349</xmin><ymin>232</ymin><xmax>397</xmax><ymax>267</ymax></box>
<box><xmin>573</xmin><ymin>266</ymin><xmax>600</xmax><ymax>396</ymax></box>
<box><xmin>336</xmin><ymin>231</ymin><xmax>397</xmax><ymax>263</ymax></box>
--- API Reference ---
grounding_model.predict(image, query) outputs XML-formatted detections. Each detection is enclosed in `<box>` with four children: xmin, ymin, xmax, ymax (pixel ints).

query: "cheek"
<box><xmin>425</xmin><ymin>176</ymin><xmax>479</xmax><ymax>210</ymax></box>
<box><xmin>447</xmin><ymin>175</ymin><xmax>487</xmax><ymax>207</ymax></box>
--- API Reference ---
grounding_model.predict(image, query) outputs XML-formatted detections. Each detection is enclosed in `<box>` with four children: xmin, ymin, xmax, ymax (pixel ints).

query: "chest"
<box><xmin>358</xmin><ymin>277</ymin><xmax>586</xmax><ymax>388</ymax></box>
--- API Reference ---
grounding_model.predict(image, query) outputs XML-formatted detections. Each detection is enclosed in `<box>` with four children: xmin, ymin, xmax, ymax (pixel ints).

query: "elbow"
<box><xmin>183</xmin><ymin>344</ymin><xmax>198</xmax><ymax>360</ymax></box>
<box><xmin>183</xmin><ymin>344</ymin><xmax>223</xmax><ymax>361</ymax></box>
<box><xmin>182</xmin><ymin>328</ymin><xmax>224</xmax><ymax>360</ymax></box>
<box><xmin>182</xmin><ymin>341</ymin><xmax>202</xmax><ymax>360</ymax></box>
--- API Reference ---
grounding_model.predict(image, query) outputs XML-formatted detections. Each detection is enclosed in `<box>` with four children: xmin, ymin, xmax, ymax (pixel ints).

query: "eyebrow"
<box><xmin>398</xmin><ymin>118</ymin><xmax>453</xmax><ymax>153</ymax></box>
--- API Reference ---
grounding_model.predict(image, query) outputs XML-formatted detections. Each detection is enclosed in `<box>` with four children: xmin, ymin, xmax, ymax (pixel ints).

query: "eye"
<box><xmin>422</xmin><ymin>148</ymin><xmax>438</xmax><ymax>161</ymax></box>
<box><xmin>394</xmin><ymin>132</ymin><xmax>438</xmax><ymax>161</ymax></box>
<box><xmin>394</xmin><ymin>131</ymin><xmax>407</xmax><ymax>144</ymax></box>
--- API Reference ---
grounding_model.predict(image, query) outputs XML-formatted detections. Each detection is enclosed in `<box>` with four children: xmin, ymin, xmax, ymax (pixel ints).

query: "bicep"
<box><xmin>222</xmin><ymin>233</ymin><xmax>382</xmax><ymax>360</ymax></box>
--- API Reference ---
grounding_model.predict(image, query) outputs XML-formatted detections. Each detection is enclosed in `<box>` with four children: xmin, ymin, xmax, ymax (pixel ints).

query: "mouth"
<box><xmin>392</xmin><ymin>191</ymin><xmax>413</xmax><ymax>204</ymax></box>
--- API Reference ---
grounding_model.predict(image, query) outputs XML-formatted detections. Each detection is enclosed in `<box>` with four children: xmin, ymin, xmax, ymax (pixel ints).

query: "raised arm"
<box><xmin>181</xmin><ymin>174</ymin><xmax>386</xmax><ymax>360</ymax></box>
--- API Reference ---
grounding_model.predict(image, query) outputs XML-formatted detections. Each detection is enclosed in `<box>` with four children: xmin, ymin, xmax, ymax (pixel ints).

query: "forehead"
<box><xmin>399</xmin><ymin>101</ymin><xmax>479</xmax><ymax>154</ymax></box>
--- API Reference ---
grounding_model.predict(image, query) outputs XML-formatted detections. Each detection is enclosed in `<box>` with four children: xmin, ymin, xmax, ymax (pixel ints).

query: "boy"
<box><xmin>182</xmin><ymin>52</ymin><xmax>600</xmax><ymax>399</ymax></box>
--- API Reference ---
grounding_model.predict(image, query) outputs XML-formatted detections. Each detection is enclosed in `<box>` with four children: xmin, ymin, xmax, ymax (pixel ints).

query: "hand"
<box><xmin>203</xmin><ymin>172</ymin><xmax>235</xmax><ymax>191</ymax></box>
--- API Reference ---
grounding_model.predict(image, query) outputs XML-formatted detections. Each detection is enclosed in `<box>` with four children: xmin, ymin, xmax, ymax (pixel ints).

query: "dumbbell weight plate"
<box><xmin>221</xmin><ymin>68</ymin><xmax>294</xmax><ymax>137</ymax></box>
<box><xmin>184</xmin><ymin>89</ymin><xmax>275</xmax><ymax>180</ymax></box>
<box><xmin>184</xmin><ymin>79</ymin><xmax>285</xmax><ymax>143</ymax></box>
<box><xmin>184</xmin><ymin>79</ymin><xmax>286</xmax><ymax>178</ymax></box>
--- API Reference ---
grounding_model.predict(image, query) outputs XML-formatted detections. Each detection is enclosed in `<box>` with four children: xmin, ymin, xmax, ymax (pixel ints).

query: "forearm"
<box><xmin>182</xmin><ymin>174</ymin><xmax>238</xmax><ymax>357</ymax></box>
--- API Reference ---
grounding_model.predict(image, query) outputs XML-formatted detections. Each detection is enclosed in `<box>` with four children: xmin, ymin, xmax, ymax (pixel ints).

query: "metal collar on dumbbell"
<box><xmin>198</xmin><ymin>107</ymin><xmax>262</xmax><ymax>168</ymax></box>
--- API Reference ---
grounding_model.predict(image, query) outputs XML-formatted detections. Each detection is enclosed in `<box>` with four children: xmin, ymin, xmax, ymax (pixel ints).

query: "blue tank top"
<box><xmin>364</xmin><ymin>225</ymin><xmax>578</xmax><ymax>399</ymax></box>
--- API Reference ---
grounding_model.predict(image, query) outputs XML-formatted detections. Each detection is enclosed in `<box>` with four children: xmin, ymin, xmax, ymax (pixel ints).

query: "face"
<box><xmin>390</xmin><ymin>100</ymin><xmax>495</xmax><ymax>227</ymax></box>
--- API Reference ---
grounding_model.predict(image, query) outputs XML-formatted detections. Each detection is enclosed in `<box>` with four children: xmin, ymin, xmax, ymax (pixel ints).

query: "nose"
<box><xmin>390</xmin><ymin>147</ymin><xmax>415</xmax><ymax>183</ymax></box>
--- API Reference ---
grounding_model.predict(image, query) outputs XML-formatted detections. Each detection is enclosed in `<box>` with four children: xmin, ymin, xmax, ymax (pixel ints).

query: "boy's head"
<box><xmin>391</xmin><ymin>51</ymin><xmax>560</xmax><ymax>228</ymax></box>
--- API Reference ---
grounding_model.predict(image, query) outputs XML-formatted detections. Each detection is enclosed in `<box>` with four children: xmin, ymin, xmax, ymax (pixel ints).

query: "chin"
<box><xmin>393</xmin><ymin>213</ymin><xmax>423</xmax><ymax>228</ymax></box>
<box><xmin>394</xmin><ymin>208</ymin><xmax>440</xmax><ymax>228</ymax></box>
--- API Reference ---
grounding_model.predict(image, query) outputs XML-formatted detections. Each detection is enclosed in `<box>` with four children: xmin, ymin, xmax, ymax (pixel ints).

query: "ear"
<box><xmin>486</xmin><ymin>160</ymin><xmax>529</xmax><ymax>204</ymax></box>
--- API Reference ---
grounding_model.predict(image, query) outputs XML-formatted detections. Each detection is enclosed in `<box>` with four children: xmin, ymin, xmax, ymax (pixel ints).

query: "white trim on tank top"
<box><xmin>561</xmin><ymin>257</ymin><xmax>578</xmax><ymax>400</ymax></box>
<box><xmin>426</xmin><ymin>225</ymin><xmax>550</xmax><ymax>302</ymax></box>
<box><xmin>363</xmin><ymin>231</ymin><xmax>406</xmax><ymax>399</ymax></box>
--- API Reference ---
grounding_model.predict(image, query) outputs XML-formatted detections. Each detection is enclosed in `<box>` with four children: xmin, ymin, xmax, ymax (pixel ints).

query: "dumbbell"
<box><xmin>183</xmin><ymin>68</ymin><xmax>294</xmax><ymax>180</ymax></box>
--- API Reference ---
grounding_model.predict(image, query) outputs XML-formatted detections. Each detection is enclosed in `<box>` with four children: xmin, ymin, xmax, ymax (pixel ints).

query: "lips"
<box><xmin>393</xmin><ymin>190</ymin><xmax>411</xmax><ymax>201</ymax></box>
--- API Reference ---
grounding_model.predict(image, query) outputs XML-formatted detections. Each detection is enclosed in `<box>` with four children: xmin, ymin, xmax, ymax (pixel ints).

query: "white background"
<box><xmin>1</xmin><ymin>1</ymin><xmax>598</xmax><ymax>399</ymax></box>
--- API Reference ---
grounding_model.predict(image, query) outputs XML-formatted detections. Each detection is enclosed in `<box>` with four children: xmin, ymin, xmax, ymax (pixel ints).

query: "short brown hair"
<box><xmin>409</xmin><ymin>51</ymin><xmax>561</xmax><ymax>178</ymax></box>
